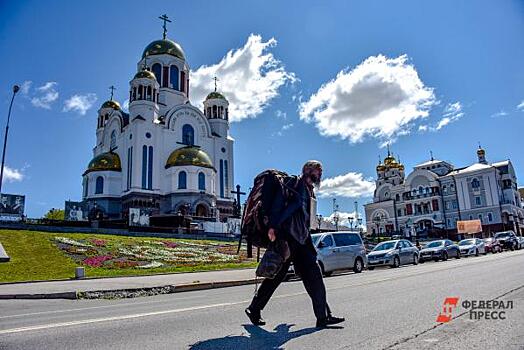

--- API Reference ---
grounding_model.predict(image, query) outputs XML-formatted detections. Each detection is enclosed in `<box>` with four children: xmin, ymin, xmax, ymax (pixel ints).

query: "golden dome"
<box><xmin>376</xmin><ymin>164</ymin><xmax>386</xmax><ymax>172</ymax></box>
<box><xmin>477</xmin><ymin>147</ymin><xmax>485</xmax><ymax>156</ymax></box>
<box><xmin>134</xmin><ymin>69</ymin><xmax>156</xmax><ymax>80</ymax></box>
<box><xmin>384</xmin><ymin>155</ymin><xmax>397</xmax><ymax>165</ymax></box>
<box><xmin>84</xmin><ymin>152</ymin><xmax>122</xmax><ymax>175</ymax></box>
<box><xmin>101</xmin><ymin>100</ymin><xmax>121</xmax><ymax>110</ymax></box>
<box><xmin>165</xmin><ymin>146</ymin><xmax>214</xmax><ymax>169</ymax></box>
<box><xmin>206</xmin><ymin>91</ymin><xmax>226</xmax><ymax>101</ymax></box>
<box><xmin>142</xmin><ymin>39</ymin><xmax>185</xmax><ymax>60</ymax></box>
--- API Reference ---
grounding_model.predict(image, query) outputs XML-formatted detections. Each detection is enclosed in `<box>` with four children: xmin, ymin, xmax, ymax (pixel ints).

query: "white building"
<box><xmin>82</xmin><ymin>27</ymin><xmax>235</xmax><ymax>221</ymax></box>
<box><xmin>365</xmin><ymin>147</ymin><xmax>524</xmax><ymax>238</ymax></box>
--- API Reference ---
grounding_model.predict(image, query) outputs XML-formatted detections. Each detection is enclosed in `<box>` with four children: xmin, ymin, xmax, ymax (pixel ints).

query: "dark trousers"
<box><xmin>249</xmin><ymin>238</ymin><xmax>328</xmax><ymax>320</ymax></box>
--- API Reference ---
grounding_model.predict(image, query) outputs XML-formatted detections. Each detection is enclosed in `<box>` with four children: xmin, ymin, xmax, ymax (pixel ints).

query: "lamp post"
<box><xmin>357</xmin><ymin>217</ymin><xmax>363</xmax><ymax>235</ymax></box>
<box><xmin>316</xmin><ymin>214</ymin><xmax>323</xmax><ymax>231</ymax></box>
<box><xmin>0</xmin><ymin>85</ymin><xmax>20</xmax><ymax>194</ymax></box>
<box><xmin>348</xmin><ymin>216</ymin><xmax>354</xmax><ymax>230</ymax></box>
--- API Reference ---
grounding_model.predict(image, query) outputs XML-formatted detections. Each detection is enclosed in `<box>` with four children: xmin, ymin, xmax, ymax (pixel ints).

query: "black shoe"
<box><xmin>245</xmin><ymin>307</ymin><xmax>266</xmax><ymax>326</ymax></box>
<box><xmin>316</xmin><ymin>315</ymin><xmax>345</xmax><ymax>328</ymax></box>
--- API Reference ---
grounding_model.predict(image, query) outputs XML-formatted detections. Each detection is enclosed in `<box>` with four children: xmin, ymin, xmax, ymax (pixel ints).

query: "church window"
<box><xmin>132</xmin><ymin>87</ymin><xmax>136</xmax><ymax>101</ymax></box>
<box><xmin>138</xmin><ymin>85</ymin><xmax>143</xmax><ymax>100</ymax></box>
<box><xmin>207</xmin><ymin>107</ymin><xmax>212</xmax><ymax>118</ymax></box>
<box><xmin>219</xmin><ymin>159</ymin><xmax>224</xmax><ymax>197</ymax></box>
<box><xmin>142</xmin><ymin>145</ymin><xmax>147</xmax><ymax>189</ymax></box>
<box><xmin>478</xmin><ymin>214</ymin><xmax>483</xmax><ymax>222</ymax></box>
<box><xmin>170</xmin><ymin>65</ymin><xmax>179</xmax><ymax>90</ymax></box>
<box><xmin>224</xmin><ymin>160</ymin><xmax>229</xmax><ymax>196</ymax></box>
<box><xmin>152</xmin><ymin>63</ymin><xmax>162</xmax><ymax>84</ymax></box>
<box><xmin>145</xmin><ymin>132</ymin><xmax>151</xmax><ymax>139</ymax></box>
<box><xmin>95</xmin><ymin>176</ymin><xmax>104</xmax><ymax>194</ymax></box>
<box><xmin>162</xmin><ymin>66</ymin><xmax>169</xmax><ymax>88</ymax></box>
<box><xmin>198</xmin><ymin>172</ymin><xmax>206</xmax><ymax>191</ymax></box>
<box><xmin>213</xmin><ymin>105</ymin><xmax>217</xmax><ymax>118</ymax></box>
<box><xmin>127</xmin><ymin>146</ymin><xmax>133</xmax><ymax>190</ymax></box>
<box><xmin>182</xmin><ymin>124</ymin><xmax>194</xmax><ymax>145</ymax></box>
<box><xmin>83</xmin><ymin>178</ymin><xmax>89</xmax><ymax>197</ymax></box>
<box><xmin>147</xmin><ymin>86</ymin><xmax>152</xmax><ymax>100</ymax></box>
<box><xmin>180</xmin><ymin>71</ymin><xmax>186</xmax><ymax>92</ymax></box>
<box><xmin>225</xmin><ymin>108</ymin><xmax>229</xmax><ymax>120</ymax></box>
<box><xmin>110</xmin><ymin>130</ymin><xmax>117</xmax><ymax>150</ymax></box>
<box><xmin>178</xmin><ymin>171</ymin><xmax>187</xmax><ymax>189</ymax></box>
<box><xmin>488</xmin><ymin>212</ymin><xmax>493</xmax><ymax>222</ymax></box>
<box><xmin>475</xmin><ymin>196</ymin><xmax>481</xmax><ymax>206</ymax></box>
<box><xmin>147</xmin><ymin>146</ymin><xmax>153</xmax><ymax>190</ymax></box>
<box><xmin>472</xmin><ymin>178</ymin><xmax>480</xmax><ymax>189</ymax></box>
<box><xmin>418</xmin><ymin>186</ymin><xmax>424</xmax><ymax>195</ymax></box>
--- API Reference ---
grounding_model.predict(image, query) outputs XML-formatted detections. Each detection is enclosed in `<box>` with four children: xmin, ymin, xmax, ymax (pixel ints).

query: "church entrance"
<box><xmin>195</xmin><ymin>204</ymin><xmax>208</xmax><ymax>217</ymax></box>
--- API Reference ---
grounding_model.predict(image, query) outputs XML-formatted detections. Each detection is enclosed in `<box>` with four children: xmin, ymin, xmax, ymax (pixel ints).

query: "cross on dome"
<box><xmin>159</xmin><ymin>14</ymin><xmax>172</xmax><ymax>40</ymax></box>
<box><xmin>109</xmin><ymin>85</ymin><xmax>116</xmax><ymax>100</ymax></box>
<box><xmin>213</xmin><ymin>76</ymin><xmax>219</xmax><ymax>92</ymax></box>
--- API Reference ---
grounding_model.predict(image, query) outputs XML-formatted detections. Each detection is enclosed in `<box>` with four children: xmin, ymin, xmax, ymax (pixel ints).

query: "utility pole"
<box><xmin>0</xmin><ymin>85</ymin><xmax>20</xmax><ymax>194</ymax></box>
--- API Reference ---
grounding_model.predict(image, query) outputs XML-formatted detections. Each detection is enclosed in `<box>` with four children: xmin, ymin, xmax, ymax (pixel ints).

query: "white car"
<box><xmin>458</xmin><ymin>238</ymin><xmax>486</xmax><ymax>256</ymax></box>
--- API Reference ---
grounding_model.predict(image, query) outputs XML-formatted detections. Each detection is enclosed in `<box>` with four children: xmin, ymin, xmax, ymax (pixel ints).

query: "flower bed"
<box><xmin>53</xmin><ymin>236</ymin><xmax>246</xmax><ymax>270</ymax></box>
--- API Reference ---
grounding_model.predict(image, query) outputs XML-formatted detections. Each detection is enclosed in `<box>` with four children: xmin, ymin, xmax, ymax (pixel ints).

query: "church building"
<box><xmin>82</xmin><ymin>18</ymin><xmax>235</xmax><ymax>222</ymax></box>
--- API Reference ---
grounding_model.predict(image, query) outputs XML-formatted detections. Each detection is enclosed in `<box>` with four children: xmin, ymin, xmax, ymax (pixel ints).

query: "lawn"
<box><xmin>0</xmin><ymin>229</ymin><xmax>257</xmax><ymax>283</ymax></box>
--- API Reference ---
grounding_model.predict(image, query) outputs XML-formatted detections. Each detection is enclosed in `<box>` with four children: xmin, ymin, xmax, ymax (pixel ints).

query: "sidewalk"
<box><xmin>0</xmin><ymin>268</ymin><xmax>258</xmax><ymax>300</ymax></box>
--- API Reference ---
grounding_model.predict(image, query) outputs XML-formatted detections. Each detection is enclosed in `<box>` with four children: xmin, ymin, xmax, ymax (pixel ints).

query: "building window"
<box><xmin>95</xmin><ymin>176</ymin><xmax>104</xmax><ymax>194</ymax></box>
<box><xmin>152</xmin><ymin>63</ymin><xmax>162</xmax><ymax>84</ymax></box>
<box><xmin>162</xmin><ymin>66</ymin><xmax>169</xmax><ymax>88</ymax></box>
<box><xmin>127</xmin><ymin>146</ymin><xmax>133</xmax><ymax>190</ymax></box>
<box><xmin>147</xmin><ymin>146</ymin><xmax>153</xmax><ymax>190</ymax></box>
<box><xmin>447</xmin><ymin>218</ymin><xmax>451</xmax><ymax>228</ymax></box>
<box><xmin>219</xmin><ymin>159</ymin><xmax>224</xmax><ymax>197</ymax></box>
<box><xmin>395</xmin><ymin>194</ymin><xmax>400</xmax><ymax>201</ymax></box>
<box><xmin>478</xmin><ymin>214</ymin><xmax>483</xmax><ymax>222</ymax></box>
<box><xmin>178</xmin><ymin>171</ymin><xmax>187</xmax><ymax>189</ymax></box>
<box><xmin>198</xmin><ymin>172</ymin><xmax>206</xmax><ymax>191</ymax></box>
<box><xmin>180</xmin><ymin>71</ymin><xmax>186</xmax><ymax>92</ymax></box>
<box><xmin>488</xmin><ymin>212</ymin><xmax>493</xmax><ymax>222</ymax></box>
<box><xmin>110</xmin><ymin>130</ymin><xmax>117</xmax><ymax>150</ymax></box>
<box><xmin>170</xmin><ymin>65</ymin><xmax>179</xmax><ymax>90</ymax></box>
<box><xmin>224</xmin><ymin>160</ymin><xmax>229</xmax><ymax>197</ymax></box>
<box><xmin>419</xmin><ymin>186</ymin><xmax>424</xmax><ymax>195</ymax></box>
<box><xmin>142</xmin><ymin>145</ymin><xmax>147</xmax><ymax>189</ymax></box>
<box><xmin>472</xmin><ymin>178</ymin><xmax>480</xmax><ymax>189</ymax></box>
<box><xmin>397</xmin><ymin>209</ymin><xmax>402</xmax><ymax>217</ymax></box>
<box><xmin>450</xmin><ymin>184</ymin><xmax>455</xmax><ymax>192</ymax></box>
<box><xmin>182</xmin><ymin>124</ymin><xmax>194</xmax><ymax>145</ymax></box>
<box><xmin>452</xmin><ymin>200</ymin><xmax>458</xmax><ymax>209</ymax></box>
<box><xmin>475</xmin><ymin>196</ymin><xmax>481</xmax><ymax>206</ymax></box>
<box><xmin>83</xmin><ymin>178</ymin><xmax>88</xmax><ymax>197</ymax></box>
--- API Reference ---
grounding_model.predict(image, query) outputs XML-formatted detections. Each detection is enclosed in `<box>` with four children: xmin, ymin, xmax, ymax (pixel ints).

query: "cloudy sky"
<box><xmin>0</xmin><ymin>0</ymin><xmax>523</xmax><ymax>218</ymax></box>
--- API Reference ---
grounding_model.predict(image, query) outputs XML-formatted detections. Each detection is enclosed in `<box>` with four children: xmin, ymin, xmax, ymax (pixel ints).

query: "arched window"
<box><xmin>488</xmin><ymin>212</ymin><xmax>493</xmax><ymax>222</ymax></box>
<box><xmin>152</xmin><ymin>63</ymin><xmax>162</xmax><ymax>84</ymax></box>
<box><xmin>147</xmin><ymin>86</ymin><xmax>152</xmax><ymax>100</ymax></box>
<box><xmin>180</xmin><ymin>71</ymin><xmax>186</xmax><ymax>92</ymax></box>
<box><xmin>132</xmin><ymin>87</ymin><xmax>136</xmax><ymax>101</ymax></box>
<box><xmin>472</xmin><ymin>178</ymin><xmax>480</xmax><ymax>189</ymax></box>
<box><xmin>418</xmin><ymin>186</ymin><xmax>424</xmax><ymax>195</ymax></box>
<box><xmin>213</xmin><ymin>105</ymin><xmax>217</xmax><ymax>118</ymax></box>
<box><xmin>170</xmin><ymin>65</ymin><xmax>179</xmax><ymax>90</ymax></box>
<box><xmin>142</xmin><ymin>145</ymin><xmax>147</xmax><ymax>189</ymax></box>
<box><xmin>178</xmin><ymin>171</ymin><xmax>187</xmax><ymax>189</ymax></box>
<box><xmin>147</xmin><ymin>146</ymin><xmax>153</xmax><ymax>190</ymax></box>
<box><xmin>182</xmin><ymin>124</ymin><xmax>194</xmax><ymax>145</ymax></box>
<box><xmin>198</xmin><ymin>172</ymin><xmax>206</xmax><ymax>191</ymax></box>
<box><xmin>110</xmin><ymin>130</ymin><xmax>117</xmax><ymax>150</ymax></box>
<box><xmin>138</xmin><ymin>85</ymin><xmax>143</xmax><ymax>100</ymax></box>
<box><xmin>83</xmin><ymin>178</ymin><xmax>89</xmax><ymax>197</ymax></box>
<box><xmin>95</xmin><ymin>176</ymin><xmax>104</xmax><ymax>194</ymax></box>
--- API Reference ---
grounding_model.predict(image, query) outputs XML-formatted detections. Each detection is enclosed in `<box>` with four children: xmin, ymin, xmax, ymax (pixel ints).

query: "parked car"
<box><xmin>366</xmin><ymin>239</ymin><xmax>419</xmax><ymax>270</ymax></box>
<box><xmin>518</xmin><ymin>236</ymin><xmax>524</xmax><ymax>250</ymax></box>
<box><xmin>494</xmin><ymin>231</ymin><xmax>519</xmax><ymax>251</ymax></box>
<box><xmin>308</xmin><ymin>231</ymin><xmax>368</xmax><ymax>277</ymax></box>
<box><xmin>458</xmin><ymin>238</ymin><xmax>486</xmax><ymax>256</ymax></box>
<box><xmin>483</xmin><ymin>237</ymin><xmax>502</xmax><ymax>254</ymax></box>
<box><xmin>419</xmin><ymin>240</ymin><xmax>460</xmax><ymax>262</ymax></box>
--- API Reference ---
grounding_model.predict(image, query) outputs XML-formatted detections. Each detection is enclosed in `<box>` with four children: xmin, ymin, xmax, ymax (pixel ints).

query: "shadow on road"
<box><xmin>188</xmin><ymin>323</ymin><xmax>323</xmax><ymax>350</ymax></box>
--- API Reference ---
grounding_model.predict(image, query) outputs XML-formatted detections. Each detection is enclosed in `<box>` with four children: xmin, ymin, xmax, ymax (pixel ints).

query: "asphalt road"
<box><xmin>1</xmin><ymin>250</ymin><xmax>523</xmax><ymax>350</ymax></box>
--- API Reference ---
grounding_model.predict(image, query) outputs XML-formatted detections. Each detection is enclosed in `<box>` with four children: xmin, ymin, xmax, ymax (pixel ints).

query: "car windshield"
<box><xmin>459</xmin><ymin>239</ymin><xmax>475</xmax><ymax>246</ymax></box>
<box><xmin>495</xmin><ymin>232</ymin><xmax>509</xmax><ymax>238</ymax></box>
<box><xmin>373</xmin><ymin>242</ymin><xmax>396</xmax><ymax>251</ymax></box>
<box><xmin>312</xmin><ymin>234</ymin><xmax>321</xmax><ymax>246</ymax></box>
<box><xmin>484</xmin><ymin>238</ymin><xmax>494</xmax><ymax>243</ymax></box>
<box><xmin>426</xmin><ymin>241</ymin><xmax>444</xmax><ymax>248</ymax></box>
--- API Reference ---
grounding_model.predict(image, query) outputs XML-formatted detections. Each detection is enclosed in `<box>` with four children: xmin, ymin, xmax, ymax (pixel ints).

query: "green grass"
<box><xmin>0</xmin><ymin>230</ymin><xmax>257</xmax><ymax>283</ymax></box>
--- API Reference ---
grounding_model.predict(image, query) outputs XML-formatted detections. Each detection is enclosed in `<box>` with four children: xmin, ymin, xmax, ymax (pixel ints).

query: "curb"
<box><xmin>0</xmin><ymin>278</ymin><xmax>259</xmax><ymax>300</ymax></box>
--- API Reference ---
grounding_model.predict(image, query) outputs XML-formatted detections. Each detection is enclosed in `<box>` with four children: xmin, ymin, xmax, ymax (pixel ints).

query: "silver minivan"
<box><xmin>312</xmin><ymin>231</ymin><xmax>368</xmax><ymax>276</ymax></box>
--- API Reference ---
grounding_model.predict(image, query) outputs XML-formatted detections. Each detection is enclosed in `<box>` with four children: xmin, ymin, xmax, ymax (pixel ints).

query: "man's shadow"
<box><xmin>189</xmin><ymin>323</ymin><xmax>327</xmax><ymax>350</ymax></box>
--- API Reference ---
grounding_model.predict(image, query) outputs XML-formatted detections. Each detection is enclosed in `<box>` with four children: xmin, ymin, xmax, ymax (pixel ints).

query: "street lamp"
<box><xmin>0</xmin><ymin>85</ymin><xmax>20</xmax><ymax>194</ymax></box>
<box><xmin>348</xmin><ymin>216</ymin><xmax>354</xmax><ymax>230</ymax></box>
<box><xmin>316</xmin><ymin>214</ymin><xmax>323</xmax><ymax>230</ymax></box>
<box><xmin>357</xmin><ymin>217</ymin><xmax>363</xmax><ymax>235</ymax></box>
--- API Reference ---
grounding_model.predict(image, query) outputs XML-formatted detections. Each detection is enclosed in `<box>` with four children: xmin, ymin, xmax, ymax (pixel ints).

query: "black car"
<box><xmin>494</xmin><ymin>231</ymin><xmax>519</xmax><ymax>251</ymax></box>
<box><xmin>419</xmin><ymin>239</ymin><xmax>461</xmax><ymax>262</ymax></box>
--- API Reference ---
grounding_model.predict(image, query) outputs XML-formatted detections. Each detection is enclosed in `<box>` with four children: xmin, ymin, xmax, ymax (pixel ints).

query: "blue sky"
<box><xmin>0</xmin><ymin>0</ymin><xmax>523</xmax><ymax>221</ymax></box>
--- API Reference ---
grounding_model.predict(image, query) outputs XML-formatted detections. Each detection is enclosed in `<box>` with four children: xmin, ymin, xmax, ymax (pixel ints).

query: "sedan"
<box><xmin>484</xmin><ymin>237</ymin><xmax>502</xmax><ymax>254</ymax></box>
<box><xmin>419</xmin><ymin>240</ymin><xmax>460</xmax><ymax>262</ymax></box>
<box><xmin>366</xmin><ymin>239</ymin><xmax>419</xmax><ymax>270</ymax></box>
<box><xmin>458</xmin><ymin>238</ymin><xmax>486</xmax><ymax>256</ymax></box>
<box><xmin>494</xmin><ymin>231</ymin><xmax>519</xmax><ymax>251</ymax></box>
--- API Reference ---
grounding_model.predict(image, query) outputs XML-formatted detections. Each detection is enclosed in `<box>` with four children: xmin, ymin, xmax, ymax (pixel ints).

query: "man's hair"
<box><xmin>302</xmin><ymin>160</ymin><xmax>323</xmax><ymax>175</ymax></box>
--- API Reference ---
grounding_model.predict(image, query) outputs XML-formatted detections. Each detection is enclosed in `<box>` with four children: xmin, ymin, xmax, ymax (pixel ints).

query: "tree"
<box><xmin>44</xmin><ymin>208</ymin><xmax>65</xmax><ymax>220</ymax></box>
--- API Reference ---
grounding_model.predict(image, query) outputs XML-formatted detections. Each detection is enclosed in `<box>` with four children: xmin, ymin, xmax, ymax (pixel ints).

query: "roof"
<box><xmin>165</xmin><ymin>146</ymin><xmax>214</xmax><ymax>170</ymax></box>
<box><xmin>142</xmin><ymin>39</ymin><xmax>185</xmax><ymax>60</ymax></box>
<box><xmin>415</xmin><ymin>159</ymin><xmax>445</xmax><ymax>167</ymax></box>
<box><xmin>84</xmin><ymin>152</ymin><xmax>122</xmax><ymax>175</ymax></box>
<box><xmin>451</xmin><ymin>163</ymin><xmax>493</xmax><ymax>175</ymax></box>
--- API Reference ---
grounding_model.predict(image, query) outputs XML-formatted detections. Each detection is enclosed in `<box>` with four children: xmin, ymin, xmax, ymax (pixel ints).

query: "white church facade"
<box><xmin>365</xmin><ymin>147</ymin><xmax>524</xmax><ymax>238</ymax></box>
<box><xmin>82</xmin><ymin>23</ymin><xmax>235</xmax><ymax>222</ymax></box>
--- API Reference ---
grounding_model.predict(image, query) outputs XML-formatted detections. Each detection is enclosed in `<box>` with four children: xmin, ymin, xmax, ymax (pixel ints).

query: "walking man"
<box><xmin>245</xmin><ymin>160</ymin><xmax>345</xmax><ymax>328</ymax></box>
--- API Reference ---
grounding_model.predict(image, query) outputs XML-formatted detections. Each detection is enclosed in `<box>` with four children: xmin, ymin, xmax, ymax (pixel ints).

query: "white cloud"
<box><xmin>20</xmin><ymin>81</ymin><xmax>32</xmax><ymax>95</ymax></box>
<box><xmin>63</xmin><ymin>93</ymin><xmax>97</xmax><ymax>115</ymax></box>
<box><xmin>318</xmin><ymin>172</ymin><xmax>375</xmax><ymax>198</ymax></box>
<box><xmin>517</xmin><ymin>101</ymin><xmax>524</xmax><ymax>111</ymax></box>
<box><xmin>2</xmin><ymin>166</ymin><xmax>24</xmax><ymax>183</ymax></box>
<box><xmin>490</xmin><ymin>110</ymin><xmax>508</xmax><ymax>118</ymax></box>
<box><xmin>190</xmin><ymin>34</ymin><xmax>296</xmax><ymax>122</ymax></box>
<box><xmin>31</xmin><ymin>82</ymin><xmax>59</xmax><ymax>109</ymax></box>
<box><xmin>272</xmin><ymin>123</ymin><xmax>294</xmax><ymax>137</ymax></box>
<box><xmin>275</xmin><ymin>110</ymin><xmax>287</xmax><ymax>119</ymax></box>
<box><xmin>435</xmin><ymin>102</ymin><xmax>464</xmax><ymax>130</ymax></box>
<box><xmin>123</xmin><ymin>99</ymin><xmax>130</xmax><ymax>112</ymax></box>
<box><xmin>299</xmin><ymin>55</ymin><xmax>436</xmax><ymax>144</ymax></box>
<box><xmin>324</xmin><ymin>210</ymin><xmax>364</xmax><ymax>228</ymax></box>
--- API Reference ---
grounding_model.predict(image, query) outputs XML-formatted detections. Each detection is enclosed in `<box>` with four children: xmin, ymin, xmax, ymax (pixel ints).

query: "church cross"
<box><xmin>430</xmin><ymin>150</ymin><xmax>434</xmax><ymax>161</ymax></box>
<box><xmin>159</xmin><ymin>14</ymin><xmax>172</xmax><ymax>40</ymax></box>
<box><xmin>109</xmin><ymin>85</ymin><xmax>116</xmax><ymax>101</ymax></box>
<box><xmin>213</xmin><ymin>76</ymin><xmax>219</xmax><ymax>92</ymax></box>
<box><xmin>231</xmin><ymin>184</ymin><xmax>246</xmax><ymax>217</ymax></box>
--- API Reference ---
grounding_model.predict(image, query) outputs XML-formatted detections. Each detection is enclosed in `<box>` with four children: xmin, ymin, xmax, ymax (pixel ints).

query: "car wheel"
<box><xmin>413</xmin><ymin>254</ymin><xmax>419</xmax><ymax>265</ymax></box>
<box><xmin>390</xmin><ymin>256</ymin><xmax>400</xmax><ymax>268</ymax></box>
<box><xmin>475</xmin><ymin>249</ymin><xmax>479</xmax><ymax>257</ymax></box>
<box><xmin>455</xmin><ymin>250</ymin><xmax>461</xmax><ymax>259</ymax></box>
<box><xmin>318</xmin><ymin>262</ymin><xmax>332</xmax><ymax>277</ymax></box>
<box><xmin>442</xmin><ymin>251</ymin><xmax>448</xmax><ymax>261</ymax></box>
<box><xmin>353</xmin><ymin>258</ymin><xmax>363</xmax><ymax>273</ymax></box>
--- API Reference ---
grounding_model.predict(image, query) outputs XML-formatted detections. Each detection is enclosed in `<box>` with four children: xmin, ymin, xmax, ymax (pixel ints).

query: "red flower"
<box><xmin>83</xmin><ymin>255</ymin><xmax>112</xmax><ymax>267</ymax></box>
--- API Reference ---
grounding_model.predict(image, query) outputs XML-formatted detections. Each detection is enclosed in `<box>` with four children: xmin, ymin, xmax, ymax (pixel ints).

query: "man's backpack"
<box><xmin>237</xmin><ymin>169</ymin><xmax>295</xmax><ymax>258</ymax></box>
